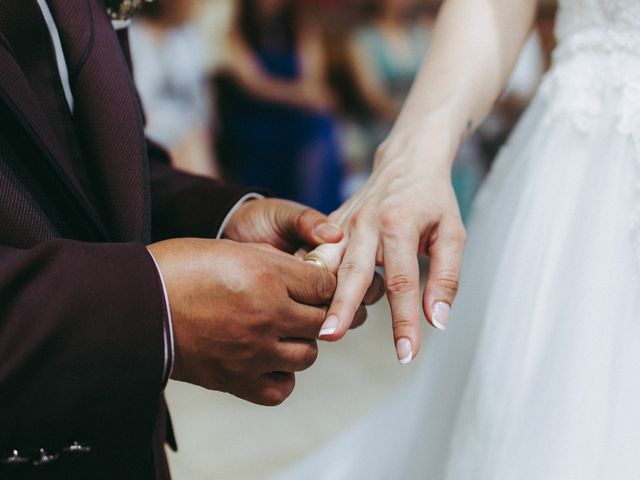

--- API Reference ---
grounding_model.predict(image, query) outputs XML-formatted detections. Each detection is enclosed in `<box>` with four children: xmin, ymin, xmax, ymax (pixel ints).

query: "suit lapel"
<box><xmin>0</xmin><ymin>43</ymin><xmax>108</xmax><ymax>239</ymax></box>
<box><xmin>47</xmin><ymin>0</ymin><xmax>149</xmax><ymax>242</ymax></box>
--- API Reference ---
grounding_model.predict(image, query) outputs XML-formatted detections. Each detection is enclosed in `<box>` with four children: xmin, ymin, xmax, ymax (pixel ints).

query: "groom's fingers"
<box><xmin>350</xmin><ymin>305</ymin><xmax>368</xmax><ymax>329</ymax></box>
<box><xmin>248</xmin><ymin>372</ymin><xmax>296</xmax><ymax>407</ymax></box>
<box><xmin>382</xmin><ymin>228</ymin><xmax>421</xmax><ymax>364</ymax></box>
<box><xmin>275</xmin><ymin>202</ymin><xmax>343</xmax><ymax>249</ymax></box>
<box><xmin>423</xmin><ymin>218</ymin><xmax>466</xmax><ymax>331</ymax></box>
<box><xmin>319</xmin><ymin>224</ymin><xmax>378</xmax><ymax>341</ymax></box>
<box><xmin>362</xmin><ymin>271</ymin><xmax>385</xmax><ymax>306</ymax></box>
<box><xmin>284</xmin><ymin>258</ymin><xmax>337</xmax><ymax>306</ymax></box>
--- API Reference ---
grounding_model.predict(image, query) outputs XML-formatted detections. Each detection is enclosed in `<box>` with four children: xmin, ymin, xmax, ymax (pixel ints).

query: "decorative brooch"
<box><xmin>104</xmin><ymin>0</ymin><xmax>154</xmax><ymax>21</ymax></box>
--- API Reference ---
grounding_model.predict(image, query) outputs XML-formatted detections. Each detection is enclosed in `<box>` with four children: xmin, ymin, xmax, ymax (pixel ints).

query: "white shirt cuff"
<box><xmin>216</xmin><ymin>193</ymin><xmax>265</xmax><ymax>239</ymax></box>
<box><xmin>111</xmin><ymin>19</ymin><xmax>132</xmax><ymax>30</ymax></box>
<box><xmin>147</xmin><ymin>249</ymin><xmax>174</xmax><ymax>387</ymax></box>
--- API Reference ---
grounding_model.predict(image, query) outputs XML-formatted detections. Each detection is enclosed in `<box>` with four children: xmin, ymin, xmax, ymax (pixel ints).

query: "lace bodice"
<box><xmin>539</xmin><ymin>0</ymin><xmax>640</xmax><ymax>267</ymax></box>
<box><xmin>556</xmin><ymin>0</ymin><xmax>640</xmax><ymax>40</ymax></box>
<box><xmin>540</xmin><ymin>0</ymin><xmax>640</xmax><ymax>139</ymax></box>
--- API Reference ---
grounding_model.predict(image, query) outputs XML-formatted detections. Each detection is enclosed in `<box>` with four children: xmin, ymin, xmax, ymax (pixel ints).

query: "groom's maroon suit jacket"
<box><xmin>0</xmin><ymin>0</ymin><xmax>253</xmax><ymax>478</ymax></box>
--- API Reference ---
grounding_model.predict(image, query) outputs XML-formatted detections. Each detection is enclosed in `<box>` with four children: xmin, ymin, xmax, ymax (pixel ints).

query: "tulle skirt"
<box><xmin>273</xmin><ymin>51</ymin><xmax>640</xmax><ymax>479</ymax></box>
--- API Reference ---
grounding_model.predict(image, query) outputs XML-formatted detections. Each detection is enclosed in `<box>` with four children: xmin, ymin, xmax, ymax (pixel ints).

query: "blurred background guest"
<box><xmin>214</xmin><ymin>0</ymin><xmax>344</xmax><ymax>213</ymax></box>
<box><xmin>130</xmin><ymin>0</ymin><xmax>219</xmax><ymax>177</ymax></box>
<box><xmin>348</xmin><ymin>0</ymin><xmax>431</xmax><ymax>157</ymax></box>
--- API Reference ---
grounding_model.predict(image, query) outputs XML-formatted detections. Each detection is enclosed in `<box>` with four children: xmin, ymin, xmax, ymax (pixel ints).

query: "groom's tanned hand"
<box><xmin>148</xmin><ymin>239</ymin><xmax>336</xmax><ymax>406</ymax></box>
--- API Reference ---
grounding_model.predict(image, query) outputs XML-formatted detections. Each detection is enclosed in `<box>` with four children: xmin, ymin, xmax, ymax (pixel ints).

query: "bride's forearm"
<box><xmin>380</xmin><ymin>0</ymin><xmax>537</xmax><ymax>168</ymax></box>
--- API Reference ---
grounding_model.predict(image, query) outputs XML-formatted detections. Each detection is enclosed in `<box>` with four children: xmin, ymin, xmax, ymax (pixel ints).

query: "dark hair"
<box><xmin>236</xmin><ymin>0</ymin><xmax>298</xmax><ymax>52</ymax></box>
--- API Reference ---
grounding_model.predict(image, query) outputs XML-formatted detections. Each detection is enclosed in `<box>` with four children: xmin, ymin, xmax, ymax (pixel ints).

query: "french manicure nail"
<box><xmin>396</xmin><ymin>338</ymin><xmax>413</xmax><ymax>365</ymax></box>
<box><xmin>319</xmin><ymin>315</ymin><xmax>339</xmax><ymax>337</ymax></box>
<box><xmin>313</xmin><ymin>222</ymin><xmax>341</xmax><ymax>240</ymax></box>
<box><xmin>432</xmin><ymin>301</ymin><xmax>450</xmax><ymax>331</ymax></box>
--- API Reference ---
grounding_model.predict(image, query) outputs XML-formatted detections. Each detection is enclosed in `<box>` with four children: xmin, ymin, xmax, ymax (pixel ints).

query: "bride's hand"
<box><xmin>304</xmin><ymin>0</ymin><xmax>536</xmax><ymax>363</ymax></box>
<box><xmin>308</xmin><ymin>134</ymin><xmax>466</xmax><ymax>364</ymax></box>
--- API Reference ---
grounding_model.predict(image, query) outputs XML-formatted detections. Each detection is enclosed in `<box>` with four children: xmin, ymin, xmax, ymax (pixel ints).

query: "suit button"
<box><xmin>32</xmin><ymin>449</ymin><xmax>59</xmax><ymax>466</ymax></box>
<box><xmin>63</xmin><ymin>441</ymin><xmax>92</xmax><ymax>454</ymax></box>
<box><xmin>1</xmin><ymin>449</ymin><xmax>29</xmax><ymax>465</ymax></box>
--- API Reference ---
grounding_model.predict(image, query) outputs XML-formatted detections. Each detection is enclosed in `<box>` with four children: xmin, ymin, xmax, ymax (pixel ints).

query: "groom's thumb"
<box><xmin>277</xmin><ymin>203</ymin><xmax>343</xmax><ymax>246</ymax></box>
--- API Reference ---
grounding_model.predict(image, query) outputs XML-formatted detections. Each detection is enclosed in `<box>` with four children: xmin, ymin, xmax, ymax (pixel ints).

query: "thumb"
<box><xmin>275</xmin><ymin>202</ymin><xmax>343</xmax><ymax>247</ymax></box>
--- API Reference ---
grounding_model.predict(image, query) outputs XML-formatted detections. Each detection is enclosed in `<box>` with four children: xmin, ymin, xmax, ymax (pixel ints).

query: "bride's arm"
<box><xmin>385</xmin><ymin>0</ymin><xmax>538</xmax><ymax>162</ymax></box>
<box><xmin>312</xmin><ymin>0</ymin><xmax>538</xmax><ymax>363</ymax></box>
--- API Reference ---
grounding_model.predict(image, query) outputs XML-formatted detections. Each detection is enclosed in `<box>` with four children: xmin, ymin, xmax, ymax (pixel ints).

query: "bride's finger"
<box><xmin>303</xmin><ymin>240</ymin><xmax>346</xmax><ymax>274</ymax></box>
<box><xmin>362</xmin><ymin>271</ymin><xmax>385</xmax><ymax>306</ymax></box>
<box><xmin>318</xmin><ymin>226</ymin><xmax>378</xmax><ymax>341</ymax></box>
<box><xmin>423</xmin><ymin>218</ymin><xmax>465</xmax><ymax>331</ymax></box>
<box><xmin>382</xmin><ymin>228</ymin><xmax>421</xmax><ymax>364</ymax></box>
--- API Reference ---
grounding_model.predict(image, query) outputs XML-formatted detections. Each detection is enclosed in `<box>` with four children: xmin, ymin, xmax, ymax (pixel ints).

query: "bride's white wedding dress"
<box><xmin>275</xmin><ymin>1</ymin><xmax>640</xmax><ymax>478</ymax></box>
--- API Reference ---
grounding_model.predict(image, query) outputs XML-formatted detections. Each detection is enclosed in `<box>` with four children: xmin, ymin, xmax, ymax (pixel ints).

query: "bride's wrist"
<box><xmin>375</xmin><ymin>107</ymin><xmax>468</xmax><ymax>171</ymax></box>
<box><xmin>374</xmin><ymin>131</ymin><xmax>458</xmax><ymax>177</ymax></box>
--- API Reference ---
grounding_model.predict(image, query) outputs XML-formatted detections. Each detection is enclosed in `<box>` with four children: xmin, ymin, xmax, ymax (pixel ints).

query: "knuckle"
<box><xmin>306</xmin><ymin>272</ymin><xmax>332</xmax><ymax>305</ymax></box>
<box><xmin>255</xmin><ymin>266</ymin><xmax>276</xmax><ymax>287</ymax></box>
<box><xmin>379</xmin><ymin>210</ymin><xmax>402</xmax><ymax>232</ymax></box>
<box><xmin>338</xmin><ymin>260</ymin><xmax>363</xmax><ymax>277</ymax></box>
<box><xmin>297</xmin><ymin>207</ymin><xmax>315</xmax><ymax>230</ymax></box>
<box><xmin>261</xmin><ymin>378</ymin><xmax>295</xmax><ymax>406</ymax></box>
<box><xmin>247</xmin><ymin>311</ymin><xmax>274</xmax><ymax>338</ymax></box>
<box><xmin>374</xmin><ymin>142</ymin><xmax>389</xmax><ymax>163</ymax></box>
<box><xmin>385</xmin><ymin>274</ymin><xmax>417</xmax><ymax>297</ymax></box>
<box><xmin>444</xmin><ymin>217</ymin><xmax>467</xmax><ymax>244</ymax></box>
<box><xmin>301</xmin><ymin>343</ymin><xmax>319</xmax><ymax>370</ymax></box>
<box><xmin>350</xmin><ymin>206</ymin><xmax>375</xmax><ymax>230</ymax></box>
<box><xmin>260</xmin><ymin>390</ymin><xmax>287</xmax><ymax>407</ymax></box>
<box><xmin>452</xmin><ymin>227</ymin><xmax>467</xmax><ymax>245</ymax></box>
<box><xmin>435</xmin><ymin>270</ymin><xmax>460</xmax><ymax>296</ymax></box>
<box><xmin>391</xmin><ymin>317</ymin><xmax>414</xmax><ymax>332</ymax></box>
<box><xmin>349</xmin><ymin>211</ymin><xmax>365</xmax><ymax>229</ymax></box>
<box><xmin>320</xmin><ymin>272</ymin><xmax>336</xmax><ymax>301</ymax></box>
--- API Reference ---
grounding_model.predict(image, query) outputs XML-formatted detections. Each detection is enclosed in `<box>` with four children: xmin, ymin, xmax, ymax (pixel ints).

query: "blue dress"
<box><xmin>220</xmin><ymin>41</ymin><xmax>343</xmax><ymax>214</ymax></box>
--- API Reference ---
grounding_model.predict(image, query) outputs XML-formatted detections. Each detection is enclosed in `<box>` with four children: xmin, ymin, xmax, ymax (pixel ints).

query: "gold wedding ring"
<box><xmin>304</xmin><ymin>252</ymin><xmax>328</xmax><ymax>270</ymax></box>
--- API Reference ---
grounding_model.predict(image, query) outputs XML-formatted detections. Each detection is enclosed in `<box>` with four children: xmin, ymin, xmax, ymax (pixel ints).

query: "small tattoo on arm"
<box><xmin>460</xmin><ymin>119</ymin><xmax>473</xmax><ymax>145</ymax></box>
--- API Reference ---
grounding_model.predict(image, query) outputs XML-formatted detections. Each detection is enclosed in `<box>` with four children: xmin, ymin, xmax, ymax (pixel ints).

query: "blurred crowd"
<box><xmin>129</xmin><ymin>0</ymin><xmax>549</xmax><ymax>218</ymax></box>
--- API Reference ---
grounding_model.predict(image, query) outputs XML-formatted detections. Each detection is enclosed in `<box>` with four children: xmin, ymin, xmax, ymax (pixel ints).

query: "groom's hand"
<box><xmin>148</xmin><ymin>238</ymin><xmax>336</xmax><ymax>406</ymax></box>
<box><xmin>224</xmin><ymin>198</ymin><xmax>385</xmax><ymax>331</ymax></box>
<box><xmin>223</xmin><ymin>198</ymin><xmax>343</xmax><ymax>253</ymax></box>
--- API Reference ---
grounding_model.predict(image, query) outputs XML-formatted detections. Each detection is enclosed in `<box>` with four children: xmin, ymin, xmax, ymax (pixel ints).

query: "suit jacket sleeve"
<box><xmin>0</xmin><ymin>239</ymin><xmax>167</xmax><ymax>453</ymax></box>
<box><xmin>117</xmin><ymin>27</ymin><xmax>263</xmax><ymax>241</ymax></box>
<box><xmin>148</xmin><ymin>140</ymin><xmax>263</xmax><ymax>241</ymax></box>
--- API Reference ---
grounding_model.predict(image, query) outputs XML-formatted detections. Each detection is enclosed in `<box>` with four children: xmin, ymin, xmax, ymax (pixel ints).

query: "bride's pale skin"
<box><xmin>309</xmin><ymin>0</ymin><xmax>538</xmax><ymax>363</ymax></box>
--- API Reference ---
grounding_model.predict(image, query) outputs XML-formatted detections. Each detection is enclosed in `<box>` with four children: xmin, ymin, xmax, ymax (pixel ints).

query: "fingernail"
<box><xmin>319</xmin><ymin>315</ymin><xmax>339</xmax><ymax>337</ymax></box>
<box><xmin>396</xmin><ymin>338</ymin><xmax>413</xmax><ymax>365</ymax></box>
<box><xmin>313</xmin><ymin>222</ymin><xmax>341</xmax><ymax>240</ymax></box>
<box><xmin>432</xmin><ymin>302</ymin><xmax>450</xmax><ymax>331</ymax></box>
